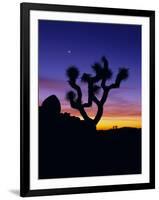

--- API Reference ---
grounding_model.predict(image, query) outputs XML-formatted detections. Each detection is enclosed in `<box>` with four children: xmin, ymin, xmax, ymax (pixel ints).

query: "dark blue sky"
<box><xmin>39</xmin><ymin>20</ymin><xmax>141</xmax><ymax>82</ymax></box>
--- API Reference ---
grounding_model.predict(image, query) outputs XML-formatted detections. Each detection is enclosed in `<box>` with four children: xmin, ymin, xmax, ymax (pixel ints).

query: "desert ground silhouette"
<box><xmin>39</xmin><ymin>95</ymin><xmax>141</xmax><ymax>179</ymax></box>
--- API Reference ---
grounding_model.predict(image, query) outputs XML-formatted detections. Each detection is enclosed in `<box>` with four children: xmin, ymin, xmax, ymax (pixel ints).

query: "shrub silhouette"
<box><xmin>66</xmin><ymin>56</ymin><xmax>129</xmax><ymax>127</ymax></box>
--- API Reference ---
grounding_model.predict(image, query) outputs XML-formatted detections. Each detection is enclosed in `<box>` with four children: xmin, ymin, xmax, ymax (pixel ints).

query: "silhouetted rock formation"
<box><xmin>39</xmin><ymin>95</ymin><xmax>141</xmax><ymax>179</ymax></box>
<box><xmin>42</xmin><ymin>95</ymin><xmax>61</xmax><ymax>116</ymax></box>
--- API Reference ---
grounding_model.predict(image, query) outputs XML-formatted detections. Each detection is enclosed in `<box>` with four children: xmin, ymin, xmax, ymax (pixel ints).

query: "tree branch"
<box><xmin>66</xmin><ymin>60</ymin><xmax>129</xmax><ymax>126</ymax></box>
<box><xmin>68</xmin><ymin>80</ymin><xmax>91</xmax><ymax>122</ymax></box>
<box><xmin>68</xmin><ymin>80</ymin><xmax>82</xmax><ymax>104</ymax></box>
<box><xmin>92</xmin><ymin>95</ymin><xmax>103</xmax><ymax>124</ymax></box>
<box><xmin>82</xmin><ymin>80</ymin><xmax>93</xmax><ymax>107</ymax></box>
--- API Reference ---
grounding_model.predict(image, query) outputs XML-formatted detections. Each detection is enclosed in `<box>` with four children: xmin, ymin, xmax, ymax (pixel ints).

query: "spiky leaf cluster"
<box><xmin>81</xmin><ymin>73</ymin><xmax>91</xmax><ymax>82</ymax></box>
<box><xmin>66</xmin><ymin>66</ymin><xmax>79</xmax><ymax>81</ymax></box>
<box><xmin>116</xmin><ymin>68</ymin><xmax>129</xmax><ymax>85</ymax></box>
<box><xmin>92</xmin><ymin>63</ymin><xmax>103</xmax><ymax>79</ymax></box>
<box><xmin>66</xmin><ymin>91</ymin><xmax>76</xmax><ymax>101</ymax></box>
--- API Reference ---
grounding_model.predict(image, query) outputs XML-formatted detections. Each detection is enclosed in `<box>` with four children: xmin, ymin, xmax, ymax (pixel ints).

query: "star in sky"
<box><xmin>67</xmin><ymin>50</ymin><xmax>72</xmax><ymax>54</ymax></box>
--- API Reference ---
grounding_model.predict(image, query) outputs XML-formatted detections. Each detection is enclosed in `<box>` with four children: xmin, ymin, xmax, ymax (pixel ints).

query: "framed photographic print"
<box><xmin>20</xmin><ymin>2</ymin><xmax>155</xmax><ymax>197</ymax></box>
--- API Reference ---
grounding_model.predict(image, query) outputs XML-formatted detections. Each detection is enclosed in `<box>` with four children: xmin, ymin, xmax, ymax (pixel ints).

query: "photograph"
<box><xmin>38</xmin><ymin>20</ymin><xmax>142</xmax><ymax>179</ymax></box>
<box><xmin>20</xmin><ymin>3</ymin><xmax>155</xmax><ymax>197</ymax></box>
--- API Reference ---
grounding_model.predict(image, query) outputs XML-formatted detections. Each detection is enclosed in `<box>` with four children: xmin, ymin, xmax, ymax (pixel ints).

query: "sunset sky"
<box><xmin>38</xmin><ymin>20</ymin><xmax>141</xmax><ymax>130</ymax></box>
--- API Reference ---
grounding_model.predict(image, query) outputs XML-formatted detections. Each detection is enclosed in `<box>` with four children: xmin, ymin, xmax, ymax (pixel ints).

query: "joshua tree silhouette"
<box><xmin>66</xmin><ymin>56</ymin><xmax>129</xmax><ymax>127</ymax></box>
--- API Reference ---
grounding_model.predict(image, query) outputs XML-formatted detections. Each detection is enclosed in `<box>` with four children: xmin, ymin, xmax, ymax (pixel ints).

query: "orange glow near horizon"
<box><xmin>96</xmin><ymin>116</ymin><xmax>141</xmax><ymax>130</ymax></box>
<box><xmin>61</xmin><ymin>104</ymin><xmax>141</xmax><ymax>130</ymax></box>
<box><xmin>61</xmin><ymin>110</ymin><xmax>141</xmax><ymax>130</ymax></box>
